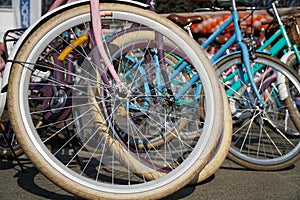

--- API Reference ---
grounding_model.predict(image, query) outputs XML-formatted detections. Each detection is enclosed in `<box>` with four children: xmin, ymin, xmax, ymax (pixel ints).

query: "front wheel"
<box><xmin>7</xmin><ymin>3</ymin><xmax>224</xmax><ymax>199</ymax></box>
<box><xmin>215</xmin><ymin>52</ymin><xmax>300</xmax><ymax>170</ymax></box>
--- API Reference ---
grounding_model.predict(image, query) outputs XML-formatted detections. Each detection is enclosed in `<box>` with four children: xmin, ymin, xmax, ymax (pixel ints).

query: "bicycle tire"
<box><xmin>7</xmin><ymin>3</ymin><xmax>223</xmax><ymax>199</ymax></box>
<box><xmin>105</xmin><ymin>30</ymin><xmax>232</xmax><ymax>184</ymax></box>
<box><xmin>215</xmin><ymin>52</ymin><xmax>300</xmax><ymax>170</ymax></box>
<box><xmin>190</xmin><ymin>86</ymin><xmax>232</xmax><ymax>184</ymax></box>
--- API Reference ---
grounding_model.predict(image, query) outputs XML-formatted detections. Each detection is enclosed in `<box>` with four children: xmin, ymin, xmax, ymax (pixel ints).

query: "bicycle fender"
<box><xmin>280</xmin><ymin>50</ymin><xmax>294</xmax><ymax>63</ymax></box>
<box><xmin>2</xmin><ymin>0</ymin><xmax>149</xmax><ymax>94</ymax></box>
<box><xmin>212</xmin><ymin>51</ymin><xmax>241</xmax><ymax>66</ymax></box>
<box><xmin>212</xmin><ymin>50</ymin><xmax>271</xmax><ymax>66</ymax></box>
<box><xmin>278</xmin><ymin>51</ymin><xmax>295</xmax><ymax>100</ymax></box>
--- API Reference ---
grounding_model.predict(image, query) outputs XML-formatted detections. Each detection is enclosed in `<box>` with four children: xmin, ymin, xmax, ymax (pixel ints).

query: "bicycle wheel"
<box><xmin>7</xmin><ymin>3</ymin><xmax>223</xmax><ymax>199</ymax></box>
<box><xmin>106</xmin><ymin>30</ymin><xmax>232</xmax><ymax>184</ymax></box>
<box><xmin>190</xmin><ymin>86</ymin><xmax>232</xmax><ymax>184</ymax></box>
<box><xmin>215</xmin><ymin>52</ymin><xmax>300</xmax><ymax>170</ymax></box>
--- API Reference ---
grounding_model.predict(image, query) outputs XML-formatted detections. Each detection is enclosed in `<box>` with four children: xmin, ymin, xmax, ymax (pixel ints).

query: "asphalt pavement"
<box><xmin>0</xmin><ymin>154</ymin><xmax>299</xmax><ymax>200</ymax></box>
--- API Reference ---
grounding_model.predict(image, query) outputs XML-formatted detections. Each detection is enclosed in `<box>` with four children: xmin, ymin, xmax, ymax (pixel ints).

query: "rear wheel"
<box><xmin>106</xmin><ymin>29</ymin><xmax>232</xmax><ymax>184</ymax></box>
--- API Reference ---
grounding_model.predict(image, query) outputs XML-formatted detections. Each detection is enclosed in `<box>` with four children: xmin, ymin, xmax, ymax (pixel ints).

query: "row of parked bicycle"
<box><xmin>0</xmin><ymin>0</ymin><xmax>299</xmax><ymax>199</ymax></box>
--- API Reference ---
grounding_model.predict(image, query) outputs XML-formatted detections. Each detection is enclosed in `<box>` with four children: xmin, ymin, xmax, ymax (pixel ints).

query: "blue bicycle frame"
<box><xmin>201</xmin><ymin>0</ymin><xmax>265</xmax><ymax>104</ymax></box>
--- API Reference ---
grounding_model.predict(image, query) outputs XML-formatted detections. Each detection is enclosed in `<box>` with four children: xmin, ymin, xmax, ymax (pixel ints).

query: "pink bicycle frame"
<box><xmin>49</xmin><ymin>0</ymin><xmax>123</xmax><ymax>87</ymax></box>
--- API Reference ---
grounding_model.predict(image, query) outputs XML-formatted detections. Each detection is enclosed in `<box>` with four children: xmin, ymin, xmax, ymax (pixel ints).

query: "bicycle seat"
<box><xmin>167</xmin><ymin>14</ymin><xmax>203</xmax><ymax>27</ymax></box>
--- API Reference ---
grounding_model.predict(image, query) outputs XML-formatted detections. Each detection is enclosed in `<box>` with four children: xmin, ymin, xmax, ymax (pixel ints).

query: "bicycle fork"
<box><xmin>231</xmin><ymin>5</ymin><xmax>265</xmax><ymax>107</ymax></box>
<box><xmin>237</xmin><ymin>41</ymin><xmax>266</xmax><ymax>105</ymax></box>
<box><xmin>90</xmin><ymin>0</ymin><xmax>124</xmax><ymax>92</ymax></box>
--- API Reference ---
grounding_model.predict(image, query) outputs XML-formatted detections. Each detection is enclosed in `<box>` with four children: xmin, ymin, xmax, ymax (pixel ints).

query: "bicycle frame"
<box><xmin>203</xmin><ymin>1</ymin><xmax>300</xmax><ymax>105</ymax></box>
<box><xmin>48</xmin><ymin>0</ymin><xmax>125</xmax><ymax>87</ymax></box>
<box><xmin>258</xmin><ymin>2</ymin><xmax>300</xmax><ymax>63</ymax></box>
<box><xmin>201</xmin><ymin>0</ymin><xmax>265</xmax><ymax>104</ymax></box>
<box><xmin>109</xmin><ymin>0</ymin><xmax>280</xmax><ymax>106</ymax></box>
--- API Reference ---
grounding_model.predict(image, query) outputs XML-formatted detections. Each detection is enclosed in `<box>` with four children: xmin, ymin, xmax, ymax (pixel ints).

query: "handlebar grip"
<box><xmin>58</xmin><ymin>34</ymin><xmax>89</xmax><ymax>61</ymax></box>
